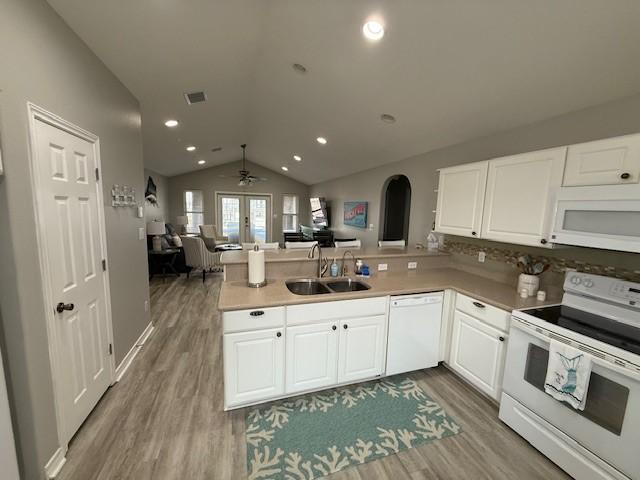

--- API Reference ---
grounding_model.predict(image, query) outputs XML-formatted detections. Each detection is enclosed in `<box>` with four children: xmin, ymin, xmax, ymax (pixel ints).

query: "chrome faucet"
<box><xmin>308</xmin><ymin>243</ymin><xmax>327</xmax><ymax>278</ymax></box>
<box><xmin>341</xmin><ymin>250</ymin><xmax>356</xmax><ymax>276</ymax></box>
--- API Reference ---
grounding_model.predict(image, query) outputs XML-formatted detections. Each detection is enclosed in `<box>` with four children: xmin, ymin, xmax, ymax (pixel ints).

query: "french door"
<box><xmin>216</xmin><ymin>193</ymin><xmax>271</xmax><ymax>243</ymax></box>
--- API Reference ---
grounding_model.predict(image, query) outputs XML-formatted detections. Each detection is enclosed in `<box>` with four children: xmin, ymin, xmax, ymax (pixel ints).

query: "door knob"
<box><xmin>332</xmin><ymin>325</ymin><xmax>337</xmax><ymax>331</ymax></box>
<box><xmin>56</xmin><ymin>302</ymin><xmax>74</xmax><ymax>313</ymax></box>
<box><xmin>343</xmin><ymin>324</ymin><xmax>348</xmax><ymax>329</ymax></box>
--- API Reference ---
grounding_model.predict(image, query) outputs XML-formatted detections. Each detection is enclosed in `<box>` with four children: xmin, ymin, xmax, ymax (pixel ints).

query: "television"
<box><xmin>310</xmin><ymin>197</ymin><xmax>329</xmax><ymax>228</ymax></box>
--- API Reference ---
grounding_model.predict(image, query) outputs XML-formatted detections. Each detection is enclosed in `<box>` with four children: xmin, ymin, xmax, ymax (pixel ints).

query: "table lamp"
<box><xmin>176</xmin><ymin>215</ymin><xmax>188</xmax><ymax>235</ymax></box>
<box><xmin>147</xmin><ymin>221</ymin><xmax>166</xmax><ymax>252</ymax></box>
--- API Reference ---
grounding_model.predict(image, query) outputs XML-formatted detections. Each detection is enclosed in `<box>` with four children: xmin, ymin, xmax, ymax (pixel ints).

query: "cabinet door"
<box><xmin>449</xmin><ymin>310</ymin><xmax>507</xmax><ymax>401</ymax></box>
<box><xmin>285</xmin><ymin>322</ymin><xmax>338</xmax><ymax>394</ymax></box>
<box><xmin>481</xmin><ymin>147</ymin><xmax>566</xmax><ymax>247</ymax></box>
<box><xmin>435</xmin><ymin>162</ymin><xmax>488</xmax><ymax>238</ymax></box>
<box><xmin>564</xmin><ymin>134</ymin><xmax>640</xmax><ymax>186</ymax></box>
<box><xmin>338</xmin><ymin>315</ymin><xmax>386</xmax><ymax>384</ymax></box>
<box><xmin>223</xmin><ymin>328</ymin><xmax>285</xmax><ymax>408</ymax></box>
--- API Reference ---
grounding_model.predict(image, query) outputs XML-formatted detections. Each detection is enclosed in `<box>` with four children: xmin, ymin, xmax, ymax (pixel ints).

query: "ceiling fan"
<box><xmin>219</xmin><ymin>144</ymin><xmax>267</xmax><ymax>186</ymax></box>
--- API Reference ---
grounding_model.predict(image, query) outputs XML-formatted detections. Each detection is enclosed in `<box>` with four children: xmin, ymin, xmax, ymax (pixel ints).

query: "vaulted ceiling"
<box><xmin>48</xmin><ymin>0</ymin><xmax>640</xmax><ymax>184</ymax></box>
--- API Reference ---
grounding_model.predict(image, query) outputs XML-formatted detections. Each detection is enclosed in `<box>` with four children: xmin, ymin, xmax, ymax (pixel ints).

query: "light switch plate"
<box><xmin>408</xmin><ymin>261</ymin><xmax>417</xmax><ymax>270</ymax></box>
<box><xmin>138</xmin><ymin>227</ymin><xmax>146</xmax><ymax>240</ymax></box>
<box><xmin>478</xmin><ymin>251</ymin><xmax>486</xmax><ymax>263</ymax></box>
<box><xmin>378</xmin><ymin>263</ymin><xmax>388</xmax><ymax>271</ymax></box>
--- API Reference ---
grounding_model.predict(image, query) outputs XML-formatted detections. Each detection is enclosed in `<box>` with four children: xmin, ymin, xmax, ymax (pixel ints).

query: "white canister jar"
<box><xmin>517</xmin><ymin>273</ymin><xmax>540</xmax><ymax>297</ymax></box>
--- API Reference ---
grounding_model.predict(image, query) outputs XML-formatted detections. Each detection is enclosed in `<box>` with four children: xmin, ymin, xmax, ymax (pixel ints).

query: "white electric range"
<box><xmin>499</xmin><ymin>272</ymin><xmax>640</xmax><ymax>480</ymax></box>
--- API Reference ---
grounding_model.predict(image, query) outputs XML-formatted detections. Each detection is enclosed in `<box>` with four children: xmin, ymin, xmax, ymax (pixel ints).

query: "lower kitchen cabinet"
<box><xmin>338</xmin><ymin>315</ymin><xmax>386</xmax><ymax>383</ymax></box>
<box><xmin>223</xmin><ymin>327</ymin><xmax>285</xmax><ymax>408</ymax></box>
<box><xmin>285</xmin><ymin>321</ymin><xmax>338</xmax><ymax>394</ymax></box>
<box><xmin>449</xmin><ymin>309</ymin><xmax>508</xmax><ymax>401</ymax></box>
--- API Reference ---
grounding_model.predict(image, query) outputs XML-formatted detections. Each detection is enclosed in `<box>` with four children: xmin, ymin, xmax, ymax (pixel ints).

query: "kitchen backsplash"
<box><xmin>442</xmin><ymin>237</ymin><xmax>640</xmax><ymax>283</ymax></box>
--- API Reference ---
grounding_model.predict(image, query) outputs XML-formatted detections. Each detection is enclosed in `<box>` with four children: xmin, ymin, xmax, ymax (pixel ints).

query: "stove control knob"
<box><xmin>570</xmin><ymin>275</ymin><xmax>582</xmax><ymax>285</ymax></box>
<box><xmin>583</xmin><ymin>279</ymin><xmax>594</xmax><ymax>288</ymax></box>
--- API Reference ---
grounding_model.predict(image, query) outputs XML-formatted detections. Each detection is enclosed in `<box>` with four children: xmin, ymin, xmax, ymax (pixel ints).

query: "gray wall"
<box><xmin>144</xmin><ymin>169</ymin><xmax>169</xmax><ymax>223</ymax></box>
<box><xmin>311</xmin><ymin>92</ymin><xmax>640</xmax><ymax>250</ymax></box>
<box><xmin>0</xmin><ymin>0</ymin><xmax>149</xmax><ymax>478</ymax></box>
<box><xmin>167</xmin><ymin>160</ymin><xmax>310</xmax><ymax>245</ymax></box>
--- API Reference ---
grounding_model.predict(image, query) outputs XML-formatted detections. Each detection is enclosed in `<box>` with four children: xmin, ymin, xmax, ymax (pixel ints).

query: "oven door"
<box><xmin>503</xmin><ymin>320</ymin><xmax>640</xmax><ymax>478</ymax></box>
<box><xmin>551</xmin><ymin>198</ymin><xmax>640</xmax><ymax>253</ymax></box>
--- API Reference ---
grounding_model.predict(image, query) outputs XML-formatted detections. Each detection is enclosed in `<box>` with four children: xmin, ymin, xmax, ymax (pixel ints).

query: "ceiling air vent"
<box><xmin>184</xmin><ymin>91</ymin><xmax>207</xmax><ymax>105</ymax></box>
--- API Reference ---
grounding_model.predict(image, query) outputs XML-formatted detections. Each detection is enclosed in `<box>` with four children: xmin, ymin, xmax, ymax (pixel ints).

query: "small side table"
<box><xmin>148</xmin><ymin>248</ymin><xmax>180</xmax><ymax>282</ymax></box>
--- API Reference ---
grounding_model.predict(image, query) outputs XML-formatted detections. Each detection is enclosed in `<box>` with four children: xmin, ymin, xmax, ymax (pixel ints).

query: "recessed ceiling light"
<box><xmin>164</xmin><ymin>119</ymin><xmax>179</xmax><ymax>127</ymax></box>
<box><xmin>197</xmin><ymin>160</ymin><xmax>206</xmax><ymax>165</ymax></box>
<box><xmin>281</xmin><ymin>166</ymin><xmax>289</xmax><ymax>171</ymax></box>
<box><xmin>316</xmin><ymin>137</ymin><xmax>327</xmax><ymax>145</ymax></box>
<box><xmin>381</xmin><ymin>113</ymin><xmax>396</xmax><ymax>123</ymax></box>
<box><xmin>293</xmin><ymin>155</ymin><xmax>302</xmax><ymax>162</ymax></box>
<box><xmin>292</xmin><ymin>63</ymin><xmax>307</xmax><ymax>74</ymax></box>
<box><xmin>363</xmin><ymin>20</ymin><xmax>384</xmax><ymax>41</ymax></box>
<box><xmin>186</xmin><ymin>145</ymin><xmax>196</xmax><ymax>152</ymax></box>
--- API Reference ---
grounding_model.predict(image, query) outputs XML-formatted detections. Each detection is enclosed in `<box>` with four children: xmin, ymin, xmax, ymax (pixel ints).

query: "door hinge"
<box><xmin>108</xmin><ymin>343</ymin><xmax>113</xmax><ymax>355</ymax></box>
<box><xmin>95</xmin><ymin>168</ymin><xmax>100</xmax><ymax>181</ymax></box>
<box><xmin>102</xmin><ymin>259</ymin><xmax>107</xmax><ymax>271</ymax></box>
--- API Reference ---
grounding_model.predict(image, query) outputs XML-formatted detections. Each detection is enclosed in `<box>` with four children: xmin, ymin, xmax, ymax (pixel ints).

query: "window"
<box><xmin>184</xmin><ymin>190</ymin><xmax>204</xmax><ymax>234</ymax></box>
<box><xmin>282</xmin><ymin>194</ymin><xmax>298</xmax><ymax>232</ymax></box>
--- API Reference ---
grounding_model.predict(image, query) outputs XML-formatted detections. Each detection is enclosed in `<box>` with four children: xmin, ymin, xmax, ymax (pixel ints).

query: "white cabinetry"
<box><xmin>338</xmin><ymin>315</ymin><xmax>386</xmax><ymax>383</ymax></box>
<box><xmin>286</xmin><ymin>321</ymin><xmax>338</xmax><ymax>394</ymax></box>
<box><xmin>481</xmin><ymin>147</ymin><xmax>566</xmax><ymax>247</ymax></box>
<box><xmin>435</xmin><ymin>161</ymin><xmax>488</xmax><ymax>238</ymax></box>
<box><xmin>223</xmin><ymin>327</ymin><xmax>285</xmax><ymax>408</ymax></box>
<box><xmin>563</xmin><ymin>134</ymin><xmax>640</xmax><ymax>186</ymax></box>
<box><xmin>448</xmin><ymin>294</ymin><xmax>509</xmax><ymax>401</ymax></box>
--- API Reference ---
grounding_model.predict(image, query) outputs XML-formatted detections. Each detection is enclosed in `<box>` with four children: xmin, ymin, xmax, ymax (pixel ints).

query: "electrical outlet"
<box><xmin>144</xmin><ymin>300</ymin><xmax>149</xmax><ymax>312</ymax></box>
<box><xmin>408</xmin><ymin>261</ymin><xmax>417</xmax><ymax>270</ymax></box>
<box><xmin>378</xmin><ymin>263</ymin><xmax>388</xmax><ymax>271</ymax></box>
<box><xmin>478</xmin><ymin>251</ymin><xmax>486</xmax><ymax>263</ymax></box>
<box><xmin>138</xmin><ymin>227</ymin><xmax>145</xmax><ymax>240</ymax></box>
<box><xmin>368</xmin><ymin>224</ymin><xmax>374</xmax><ymax>231</ymax></box>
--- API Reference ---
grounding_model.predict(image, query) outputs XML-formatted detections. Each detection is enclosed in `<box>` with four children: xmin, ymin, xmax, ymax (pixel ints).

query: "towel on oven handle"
<box><xmin>544</xmin><ymin>340</ymin><xmax>592</xmax><ymax>410</ymax></box>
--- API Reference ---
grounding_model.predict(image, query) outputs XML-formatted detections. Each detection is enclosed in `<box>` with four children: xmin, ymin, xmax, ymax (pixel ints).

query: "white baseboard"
<box><xmin>114</xmin><ymin>322</ymin><xmax>154</xmax><ymax>382</ymax></box>
<box><xmin>44</xmin><ymin>446</ymin><xmax>67</xmax><ymax>479</ymax></box>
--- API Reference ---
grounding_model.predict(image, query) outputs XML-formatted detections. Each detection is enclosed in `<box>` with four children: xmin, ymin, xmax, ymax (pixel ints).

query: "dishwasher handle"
<box><xmin>391</xmin><ymin>295</ymin><xmax>443</xmax><ymax>307</ymax></box>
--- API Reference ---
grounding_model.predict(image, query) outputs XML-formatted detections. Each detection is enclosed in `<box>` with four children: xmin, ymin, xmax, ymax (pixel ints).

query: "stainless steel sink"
<box><xmin>325</xmin><ymin>278</ymin><xmax>371</xmax><ymax>292</ymax></box>
<box><xmin>286</xmin><ymin>278</ymin><xmax>371</xmax><ymax>295</ymax></box>
<box><xmin>286</xmin><ymin>279</ymin><xmax>332</xmax><ymax>295</ymax></box>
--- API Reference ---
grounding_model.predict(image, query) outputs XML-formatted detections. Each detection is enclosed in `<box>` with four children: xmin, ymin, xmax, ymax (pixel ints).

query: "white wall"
<box><xmin>167</xmin><ymin>160</ymin><xmax>310</xmax><ymax>244</ymax></box>
<box><xmin>311</xmin><ymin>92</ymin><xmax>640</xmax><ymax>249</ymax></box>
<box><xmin>0</xmin><ymin>0</ymin><xmax>149</xmax><ymax>477</ymax></box>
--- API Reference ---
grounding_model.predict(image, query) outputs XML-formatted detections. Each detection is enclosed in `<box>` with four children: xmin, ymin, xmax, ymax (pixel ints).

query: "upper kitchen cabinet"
<box><xmin>563</xmin><ymin>134</ymin><xmax>640</xmax><ymax>186</ymax></box>
<box><xmin>481</xmin><ymin>147</ymin><xmax>566</xmax><ymax>248</ymax></box>
<box><xmin>435</xmin><ymin>161</ymin><xmax>488</xmax><ymax>238</ymax></box>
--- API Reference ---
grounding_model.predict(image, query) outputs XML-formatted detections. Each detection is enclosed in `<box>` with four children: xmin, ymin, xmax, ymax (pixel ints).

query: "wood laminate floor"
<box><xmin>57</xmin><ymin>275</ymin><xmax>571</xmax><ymax>480</ymax></box>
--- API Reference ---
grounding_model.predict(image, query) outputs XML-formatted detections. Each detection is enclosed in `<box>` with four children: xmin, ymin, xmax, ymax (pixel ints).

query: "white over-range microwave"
<box><xmin>551</xmin><ymin>184</ymin><xmax>640</xmax><ymax>253</ymax></box>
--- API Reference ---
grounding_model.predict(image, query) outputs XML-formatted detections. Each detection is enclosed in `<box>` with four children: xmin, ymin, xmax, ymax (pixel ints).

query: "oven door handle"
<box><xmin>511</xmin><ymin>316</ymin><xmax>640</xmax><ymax>381</ymax></box>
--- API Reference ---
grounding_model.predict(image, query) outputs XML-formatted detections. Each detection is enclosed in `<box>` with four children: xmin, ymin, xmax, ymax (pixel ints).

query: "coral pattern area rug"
<box><xmin>245</xmin><ymin>376</ymin><xmax>462</xmax><ymax>479</ymax></box>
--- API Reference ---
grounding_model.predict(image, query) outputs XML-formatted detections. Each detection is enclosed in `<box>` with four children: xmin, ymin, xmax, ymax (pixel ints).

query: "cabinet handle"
<box><xmin>499</xmin><ymin>336</ymin><xmax>505</xmax><ymax>342</ymax></box>
<box><xmin>250</xmin><ymin>310</ymin><xmax>265</xmax><ymax>317</ymax></box>
<box><xmin>332</xmin><ymin>325</ymin><xmax>337</xmax><ymax>331</ymax></box>
<box><xmin>276</xmin><ymin>331</ymin><xmax>282</xmax><ymax>338</ymax></box>
<box><xmin>472</xmin><ymin>301</ymin><xmax>486</xmax><ymax>309</ymax></box>
<box><xmin>620</xmin><ymin>172</ymin><xmax>631</xmax><ymax>179</ymax></box>
<box><xmin>471</xmin><ymin>231</ymin><xmax>477</xmax><ymax>236</ymax></box>
<box><xmin>540</xmin><ymin>238</ymin><xmax>548</xmax><ymax>245</ymax></box>
<box><xmin>343</xmin><ymin>324</ymin><xmax>348</xmax><ymax>329</ymax></box>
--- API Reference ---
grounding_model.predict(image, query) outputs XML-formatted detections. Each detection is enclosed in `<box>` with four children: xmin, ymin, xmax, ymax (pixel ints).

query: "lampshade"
<box><xmin>146</xmin><ymin>221</ymin><xmax>166</xmax><ymax>236</ymax></box>
<box><xmin>176</xmin><ymin>215</ymin><xmax>188</xmax><ymax>226</ymax></box>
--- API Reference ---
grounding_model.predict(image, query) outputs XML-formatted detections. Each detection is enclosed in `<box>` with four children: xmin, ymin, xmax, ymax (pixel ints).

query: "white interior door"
<box><xmin>33</xmin><ymin>117</ymin><xmax>113</xmax><ymax>443</ymax></box>
<box><xmin>217</xmin><ymin>193</ymin><xmax>271</xmax><ymax>243</ymax></box>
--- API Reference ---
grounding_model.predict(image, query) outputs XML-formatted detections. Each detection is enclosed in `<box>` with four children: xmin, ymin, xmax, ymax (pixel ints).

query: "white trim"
<box><xmin>214</xmin><ymin>190</ymin><xmax>274</xmax><ymax>243</ymax></box>
<box><xmin>26</xmin><ymin>103</ymin><xmax>116</xmax><ymax>463</ymax></box>
<box><xmin>44</xmin><ymin>446</ymin><xmax>67</xmax><ymax>479</ymax></box>
<box><xmin>115</xmin><ymin>322</ymin><xmax>155</xmax><ymax>382</ymax></box>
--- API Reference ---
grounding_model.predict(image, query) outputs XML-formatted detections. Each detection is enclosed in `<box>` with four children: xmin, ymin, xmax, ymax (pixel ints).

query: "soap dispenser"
<box><xmin>330</xmin><ymin>258</ymin><xmax>339</xmax><ymax>277</ymax></box>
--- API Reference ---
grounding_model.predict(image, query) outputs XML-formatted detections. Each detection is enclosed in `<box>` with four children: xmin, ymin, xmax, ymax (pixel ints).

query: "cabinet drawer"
<box><xmin>223</xmin><ymin>306</ymin><xmax>285</xmax><ymax>333</ymax></box>
<box><xmin>455</xmin><ymin>293</ymin><xmax>510</xmax><ymax>332</ymax></box>
<box><xmin>287</xmin><ymin>297</ymin><xmax>387</xmax><ymax>326</ymax></box>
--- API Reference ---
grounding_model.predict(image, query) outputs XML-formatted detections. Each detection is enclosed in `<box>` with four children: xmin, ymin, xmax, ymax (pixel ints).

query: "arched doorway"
<box><xmin>380</xmin><ymin>175</ymin><xmax>411</xmax><ymax>242</ymax></box>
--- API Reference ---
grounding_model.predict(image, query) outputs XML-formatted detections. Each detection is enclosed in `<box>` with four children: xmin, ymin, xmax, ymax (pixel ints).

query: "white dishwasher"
<box><xmin>386</xmin><ymin>292</ymin><xmax>443</xmax><ymax>376</ymax></box>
